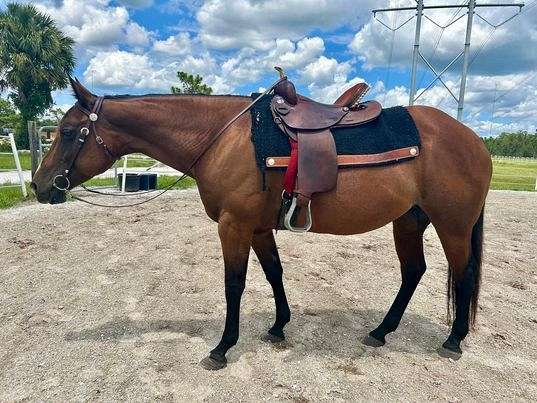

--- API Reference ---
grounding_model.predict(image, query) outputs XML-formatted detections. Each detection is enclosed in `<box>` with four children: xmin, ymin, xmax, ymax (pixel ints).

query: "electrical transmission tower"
<box><xmin>373</xmin><ymin>0</ymin><xmax>524</xmax><ymax>121</ymax></box>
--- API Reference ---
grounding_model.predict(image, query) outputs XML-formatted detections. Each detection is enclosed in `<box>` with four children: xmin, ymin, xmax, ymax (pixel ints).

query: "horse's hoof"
<box><xmin>438</xmin><ymin>341</ymin><xmax>462</xmax><ymax>361</ymax></box>
<box><xmin>362</xmin><ymin>334</ymin><xmax>385</xmax><ymax>347</ymax></box>
<box><xmin>199</xmin><ymin>355</ymin><xmax>227</xmax><ymax>370</ymax></box>
<box><xmin>261</xmin><ymin>332</ymin><xmax>285</xmax><ymax>343</ymax></box>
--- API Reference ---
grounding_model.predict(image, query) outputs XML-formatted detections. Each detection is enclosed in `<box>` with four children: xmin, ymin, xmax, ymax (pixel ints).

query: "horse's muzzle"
<box><xmin>49</xmin><ymin>188</ymin><xmax>67</xmax><ymax>204</ymax></box>
<box><xmin>31</xmin><ymin>181</ymin><xmax>67</xmax><ymax>204</ymax></box>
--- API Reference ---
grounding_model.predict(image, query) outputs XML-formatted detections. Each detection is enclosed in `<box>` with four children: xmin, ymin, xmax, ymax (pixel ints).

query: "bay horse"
<box><xmin>31</xmin><ymin>78</ymin><xmax>492</xmax><ymax>370</ymax></box>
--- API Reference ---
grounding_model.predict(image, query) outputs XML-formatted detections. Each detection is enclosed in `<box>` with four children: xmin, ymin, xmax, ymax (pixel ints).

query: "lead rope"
<box><xmin>67</xmin><ymin>79</ymin><xmax>284</xmax><ymax>208</ymax></box>
<box><xmin>69</xmin><ymin>172</ymin><xmax>189</xmax><ymax>208</ymax></box>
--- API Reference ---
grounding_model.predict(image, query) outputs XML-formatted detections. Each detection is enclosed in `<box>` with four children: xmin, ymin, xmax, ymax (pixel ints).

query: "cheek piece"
<box><xmin>52</xmin><ymin>97</ymin><xmax>117</xmax><ymax>192</ymax></box>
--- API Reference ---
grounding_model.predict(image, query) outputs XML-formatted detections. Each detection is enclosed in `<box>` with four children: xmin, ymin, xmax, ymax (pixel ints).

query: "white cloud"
<box><xmin>84</xmin><ymin>50</ymin><xmax>226</xmax><ymax>93</ymax></box>
<box><xmin>298</xmin><ymin>56</ymin><xmax>367</xmax><ymax>103</ymax></box>
<box><xmin>266</xmin><ymin>37</ymin><xmax>325</xmax><ymax>70</ymax></box>
<box><xmin>34</xmin><ymin>0</ymin><xmax>153</xmax><ymax>55</ymax></box>
<box><xmin>197</xmin><ymin>0</ymin><xmax>378</xmax><ymax>49</ymax></box>
<box><xmin>35</xmin><ymin>0</ymin><xmax>129</xmax><ymax>49</ymax></box>
<box><xmin>218</xmin><ymin>36</ymin><xmax>326</xmax><ymax>90</ymax></box>
<box><xmin>84</xmin><ymin>51</ymin><xmax>153</xmax><ymax>87</ymax></box>
<box><xmin>302</xmin><ymin>56</ymin><xmax>351</xmax><ymax>86</ymax></box>
<box><xmin>125</xmin><ymin>22</ymin><xmax>152</xmax><ymax>48</ymax></box>
<box><xmin>153</xmin><ymin>33</ymin><xmax>192</xmax><ymax>56</ymax></box>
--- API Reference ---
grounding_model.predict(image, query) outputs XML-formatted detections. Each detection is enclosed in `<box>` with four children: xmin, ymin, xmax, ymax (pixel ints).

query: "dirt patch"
<box><xmin>0</xmin><ymin>189</ymin><xmax>536</xmax><ymax>401</ymax></box>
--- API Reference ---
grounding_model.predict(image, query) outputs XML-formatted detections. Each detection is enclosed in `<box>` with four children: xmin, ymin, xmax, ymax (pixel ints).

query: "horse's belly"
<box><xmin>305</xmin><ymin>165</ymin><xmax>418</xmax><ymax>235</ymax></box>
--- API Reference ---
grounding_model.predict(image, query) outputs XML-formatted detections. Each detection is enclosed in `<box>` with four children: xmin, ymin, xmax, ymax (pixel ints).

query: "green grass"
<box><xmin>0</xmin><ymin>184</ymin><xmax>33</xmax><ymax>209</ymax></box>
<box><xmin>491</xmin><ymin>158</ymin><xmax>537</xmax><ymax>191</ymax></box>
<box><xmin>0</xmin><ymin>152</ymin><xmax>31</xmax><ymax>170</ymax></box>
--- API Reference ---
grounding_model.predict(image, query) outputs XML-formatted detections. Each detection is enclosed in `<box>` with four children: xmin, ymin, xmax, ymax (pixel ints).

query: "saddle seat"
<box><xmin>270</xmin><ymin>72</ymin><xmax>383</xmax><ymax>232</ymax></box>
<box><xmin>273</xmin><ymin>80</ymin><xmax>380</xmax><ymax>133</ymax></box>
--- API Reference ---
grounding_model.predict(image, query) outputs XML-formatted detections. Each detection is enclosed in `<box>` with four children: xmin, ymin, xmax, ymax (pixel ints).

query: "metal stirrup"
<box><xmin>283</xmin><ymin>195</ymin><xmax>312</xmax><ymax>233</ymax></box>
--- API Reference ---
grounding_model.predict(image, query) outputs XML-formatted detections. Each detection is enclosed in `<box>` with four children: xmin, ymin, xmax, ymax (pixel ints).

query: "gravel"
<box><xmin>0</xmin><ymin>189</ymin><xmax>536</xmax><ymax>401</ymax></box>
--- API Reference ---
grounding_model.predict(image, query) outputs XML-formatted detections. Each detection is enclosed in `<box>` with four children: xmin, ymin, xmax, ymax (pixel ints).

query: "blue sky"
<box><xmin>12</xmin><ymin>0</ymin><xmax>537</xmax><ymax>135</ymax></box>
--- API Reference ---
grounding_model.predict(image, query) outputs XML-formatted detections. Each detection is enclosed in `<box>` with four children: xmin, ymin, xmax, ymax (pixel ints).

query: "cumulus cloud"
<box><xmin>298</xmin><ymin>56</ymin><xmax>368</xmax><ymax>103</ymax></box>
<box><xmin>35</xmin><ymin>0</ymin><xmax>128</xmax><ymax>49</ymax></box>
<box><xmin>219</xmin><ymin>37</ymin><xmax>326</xmax><ymax>89</ymax></box>
<box><xmin>153</xmin><ymin>32</ymin><xmax>192</xmax><ymax>56</ymax></box>
<box><xmin>34</xmin><ymin>0</ymin><xmax>153</xmax><ymax>56</ymax></box>
<box><xmin>124</xmin><ymin>22</ymin><xmax>152</xmax><ymax>48</ymax></box>
<box><xmin>197</xmin><ymin>0</ymin><xmax>378</xmax><ymax>49</ymax></box>
<box><xmin>83</xmin><ymin>50</ymin><xmax>229</xmax><ymax>93</ymax></box>
<box><xmin>84</xmin><ymin>51</ymin><xmax>154</xmax><ymax>87</ymax></box>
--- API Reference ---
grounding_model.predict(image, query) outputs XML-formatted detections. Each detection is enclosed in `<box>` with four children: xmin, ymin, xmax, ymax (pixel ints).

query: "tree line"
<box><xmin>483</xmin><ymin>131</ymin><xmax>537</xmax><ymax>158</ymax></box>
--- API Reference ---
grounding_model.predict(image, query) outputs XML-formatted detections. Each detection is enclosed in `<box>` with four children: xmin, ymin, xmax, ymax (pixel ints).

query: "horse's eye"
<box><xmin>61</xmin><ymin>128</ymin><xmax>74</xmax><ymax>139</ymax></box>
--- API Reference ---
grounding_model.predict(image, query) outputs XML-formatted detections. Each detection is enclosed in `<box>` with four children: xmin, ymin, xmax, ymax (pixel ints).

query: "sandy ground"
<box><xmin>0</xmin><ymin>189</ymin><xmax>536</xmax><ymax>401</ymax></box>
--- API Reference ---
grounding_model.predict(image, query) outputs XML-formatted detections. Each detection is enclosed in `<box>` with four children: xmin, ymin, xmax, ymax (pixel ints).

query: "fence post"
<box><xmin>27</xmin><ymin>121</ymin><xmax>40</xmax><ymax>178</ymax></box>
<box><xmin>8</xmin><ymin>132</ymin><xmax>28</xmax><ymax>197</ymax></box>
<box><xmin>121</xmin><ymin>155</ymin><xmax>128</xmax><ymax>193</ymax></box>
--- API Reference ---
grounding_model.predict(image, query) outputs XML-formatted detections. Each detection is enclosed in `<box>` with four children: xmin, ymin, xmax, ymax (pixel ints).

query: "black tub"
<box><xmin>117</xmin><ymin>173</ymin><xmax>140</xmax><ymax>192</ymax></box>
<box><xmin>139</xmin><ymin>173</ymin><xmax>158</xmax><ymax>190</ymax></box>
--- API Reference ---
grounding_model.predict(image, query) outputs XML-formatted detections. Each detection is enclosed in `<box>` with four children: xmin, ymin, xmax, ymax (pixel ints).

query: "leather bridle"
<box><xmin>52</xmin><ymin>96</ymin><xmax>118</xmax><ymax>192</ymax></box>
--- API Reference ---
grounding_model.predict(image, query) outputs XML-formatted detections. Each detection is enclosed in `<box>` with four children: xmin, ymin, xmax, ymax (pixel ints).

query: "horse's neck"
<box><xmin>108</xmin><ymin>96</ymin><xmax>251</xmax><ymax>175</ymax></box>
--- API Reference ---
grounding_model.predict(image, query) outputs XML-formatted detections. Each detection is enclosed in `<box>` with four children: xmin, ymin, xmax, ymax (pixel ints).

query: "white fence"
<box><xmin>492</xmin><ymin>155</ymin><xmax>537</xmax><ymax>162</ymax></box>
<box><xmin>0</xmin><ymin>133</ymin><xmax>27</xmax><ymax>197</ymax></box>
<box><xmin>491</xmin><ymin>155</ymin><xmax>537</xmax><ymax>191</ymax></box>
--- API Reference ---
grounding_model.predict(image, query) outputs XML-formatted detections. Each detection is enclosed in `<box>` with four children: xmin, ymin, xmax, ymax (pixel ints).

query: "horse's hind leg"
<box><xmin>252</xmin><ymin>231</ymin><xmax>291</xmax><ymax>342</ymax></box>
<box><xmin>364</xmin><ymin>206</ymin><xmax>430</xmax><ymax>347</ymax></box>
<box><xmin>436</xmin><ymin>209</ymin><xmax>484</xmax><ymax>360</ymax></box>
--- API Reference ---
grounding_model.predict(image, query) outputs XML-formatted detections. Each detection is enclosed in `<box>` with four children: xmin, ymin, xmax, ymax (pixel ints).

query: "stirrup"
<box><xmin>284</xmin><ymin>194</ymin><xmax>312</xmax><ymax>233</ymax></box>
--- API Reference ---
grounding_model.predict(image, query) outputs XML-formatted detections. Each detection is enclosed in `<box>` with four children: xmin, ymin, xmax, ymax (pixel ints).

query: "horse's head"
<box><xmin>32</xmin><ymin>78</ymin><xmax>120</xmax><ymax>204</ymax></box>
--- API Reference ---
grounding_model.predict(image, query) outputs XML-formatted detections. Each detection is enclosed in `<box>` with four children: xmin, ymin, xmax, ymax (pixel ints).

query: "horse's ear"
<box><xmin>69</xmin><ymin>76</ymin><xmax>96</xmax><ymax>110</ymax></box>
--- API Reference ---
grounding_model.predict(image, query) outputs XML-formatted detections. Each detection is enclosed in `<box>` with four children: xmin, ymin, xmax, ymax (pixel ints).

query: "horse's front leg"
<box><xmin>200</xmin><ymin>214</ymin><xmax>253</xmax><ymax>370</ymax></box>
<box><xmin>252</xmin><ymin>231</ymin><xmax>291</xmax><ymax>342</ymax></box>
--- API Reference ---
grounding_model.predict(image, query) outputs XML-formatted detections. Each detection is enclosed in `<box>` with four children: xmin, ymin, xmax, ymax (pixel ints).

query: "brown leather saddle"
<box><xmin>269</xmin><ymin>69</ymin><xmax>382</xmax><ymax>232</ymax></box>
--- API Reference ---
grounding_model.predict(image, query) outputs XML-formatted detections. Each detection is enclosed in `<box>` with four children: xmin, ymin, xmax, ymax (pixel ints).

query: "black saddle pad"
<box><xmin>250</xmin><ymin>93</ymin><xmax>420</xmax><ymax>175</ymax></box>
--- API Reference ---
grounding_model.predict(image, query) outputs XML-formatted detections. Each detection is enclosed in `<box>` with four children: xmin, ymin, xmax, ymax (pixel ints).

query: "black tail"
<box><xmin>447</xmin><ymin>207</ymin><xmax>484</xmax><ymax>328</ymax></box>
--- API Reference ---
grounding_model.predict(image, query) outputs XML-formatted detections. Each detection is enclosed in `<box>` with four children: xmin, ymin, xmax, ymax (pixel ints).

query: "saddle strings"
<box><xmin>68</xmin><ymin>78</ymin><xmax>285</xmax><ymax>208</ymax></box>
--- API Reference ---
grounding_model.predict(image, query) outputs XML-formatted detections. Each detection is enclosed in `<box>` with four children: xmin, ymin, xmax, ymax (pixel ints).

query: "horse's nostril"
<box><xmin>30</xmin><ymin>182</ymin><xmax>38</xmax><ymax>195</ymax></box>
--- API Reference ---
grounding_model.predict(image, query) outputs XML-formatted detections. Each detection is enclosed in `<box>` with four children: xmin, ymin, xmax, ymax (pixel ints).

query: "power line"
<box><xmin>435</xmin><ymin>1</ymin><xmax>530</xmax><ymax>109</ymax></box>
<box><xmin>383</xmin><ymin>0</ymin><xmax>399</xmax><ymax>104</ymax></box>
<box><xmin>471</xmin><ymin>71</ymin><xmax>537</xmax><ymax>118</ymax></box>
<box><xmin>417</xmin><ymin>1</ymin><xmax>469</xmax><ymax>89</ymax></box>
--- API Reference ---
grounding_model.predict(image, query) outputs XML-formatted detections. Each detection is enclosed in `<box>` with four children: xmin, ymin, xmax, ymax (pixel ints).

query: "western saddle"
<box><xmin>270</xmin><ymin>67</ymin><xmax>383</xmax><ymax>232</ymax></box>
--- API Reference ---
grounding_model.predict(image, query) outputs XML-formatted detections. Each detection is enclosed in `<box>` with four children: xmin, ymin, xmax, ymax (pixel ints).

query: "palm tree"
<box><xmin>0</xmin><ymin>3</ymin><xmax>75</xmax><ymax>148</ymax></box>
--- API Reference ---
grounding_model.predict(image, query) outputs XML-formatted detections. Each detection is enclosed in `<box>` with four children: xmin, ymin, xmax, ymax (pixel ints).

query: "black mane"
<box><xmin>102</xmin><ymin>93</ymin><xmax>250</xmax><ymax>100</ymax></box>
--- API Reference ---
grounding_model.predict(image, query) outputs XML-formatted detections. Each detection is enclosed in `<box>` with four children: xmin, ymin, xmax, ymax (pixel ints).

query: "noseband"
<box><xmin>52</xmin><ymin>97</ymin><xmax>118</xmax><ymax>191</ymax></box>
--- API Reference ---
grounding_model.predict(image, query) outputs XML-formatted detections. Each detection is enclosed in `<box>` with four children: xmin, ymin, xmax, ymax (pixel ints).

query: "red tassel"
<box><xmin>284</xmin><ymin>139</ymin><xmax>298</xmax><ymax>194</ymax></box>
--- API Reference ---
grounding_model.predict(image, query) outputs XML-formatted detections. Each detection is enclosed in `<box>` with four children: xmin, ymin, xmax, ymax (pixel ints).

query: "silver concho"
<box><xmin>89</xmin><ymin>113</ymin><xmax>98</xmax><ymax>122</ymax></box>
